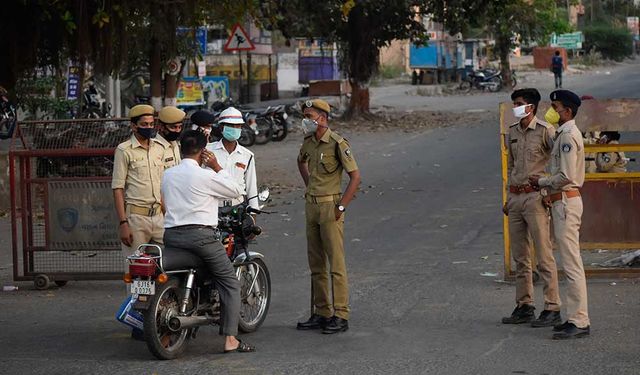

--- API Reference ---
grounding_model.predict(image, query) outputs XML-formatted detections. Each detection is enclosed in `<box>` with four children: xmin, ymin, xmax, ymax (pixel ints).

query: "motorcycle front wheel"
<box><xmin>253</xmin><ymin>118</ymin><xmax>273</xmax><ymax>145</ymax></box>
<box><xmin>487</xmin><ymin>77</ymin><xmax>502</xmax><ymax>92</ymax></box>
<box><xmin>237</xmin><ymin>258</ymin><xmax>271</xmax><ymax>333</ymax></box>
<box><xmin>238</xmin><ymin>124</ymin><xmax>256</xmax><ymax>147</ymax></box>
<box><xmin>270</xmin><ymin>117</ymin><xmax>288</xmax><ymax>141</ymax></box>
<box><xmin>143</xmin><ymin>278</ymin><xmax>191</xmax><ymax>360</ymax></box>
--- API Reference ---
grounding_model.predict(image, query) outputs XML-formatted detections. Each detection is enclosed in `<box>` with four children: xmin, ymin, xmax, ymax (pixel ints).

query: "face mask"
<box><xmin>222</xmin><ymin>126</ymin><xmax>242</xmax><ymax>141</ymax></box>
<box><xmin>163</xmin><ymin>128</ymin><xmax>180</xmax><ymax>142</ymax></box>
<box><xmin>137</xmin><ymin>127</ymin><xmax>156</xmax><ymax>139</ymax></box>
<box><xmin>544</xmin><ymin>107</ymin><xmax>560</xmax><ymax>125</ymax></box>
<box><xmin>301</xmin><ymin>118</ymin><xmax>318</xmax><ymax>134</ymax></box>
<box><xmin>512</xmin><ymin>104</ymin><xmax>531</xmax><ymax>119</ymax></box>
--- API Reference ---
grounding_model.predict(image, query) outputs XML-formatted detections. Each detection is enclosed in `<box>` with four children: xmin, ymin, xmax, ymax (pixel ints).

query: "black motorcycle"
<box><xmin>0</xmin><ymin>93</ymin><xmax>17</xmax><ymax>140</ymax></box>
<box><xmin>459</xmin><ymin>68</ymin><xmax>517</xmax><ymax>93</ymax></box>
<box><xmin>125</xmin><ymin>188</ymin><xmax>272</xmax><ymax>360</ymax></box>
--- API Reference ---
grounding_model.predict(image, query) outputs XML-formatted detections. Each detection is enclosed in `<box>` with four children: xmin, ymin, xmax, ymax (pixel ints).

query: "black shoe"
<box><xmin>553</xmin><ymin>321</ymin><xmax>571</xmax><ymax>332</ymax></box>
<box><xmin>501</xmin><ymin>304</ymin><xmax>535</xmax><ymax>324</ymax></box>
<box><xmin>531</xmin><ymin>310</ymin><xmax>562</xmax><ymax>328</ymax></box>
<box><xmin>131</xmin><ymin>328</ymin><xmax>145</xmax><ymax>341</ymax></box>
<box><xmin>296</xmin><ymin>314</ymin><xmax>329</xmax><ymax>330</ymax></box>
<box><xmin>552</xmin><ymin>322</ymin><xmax>590</xmax><ymax>340</ymax></box>
<box><xmin>322</xmin><ymin>316</ymin><xmax>349</xmax><ymax>334</ymax></box>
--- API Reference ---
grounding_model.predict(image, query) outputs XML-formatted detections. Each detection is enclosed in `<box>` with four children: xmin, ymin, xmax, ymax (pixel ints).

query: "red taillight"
<box><xmin>129</xmin><ymin>255</ymin><xmax>157</xmax><ymax>277</ymax></box>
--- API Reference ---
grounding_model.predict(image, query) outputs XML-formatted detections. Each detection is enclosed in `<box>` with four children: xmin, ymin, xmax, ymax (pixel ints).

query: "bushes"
<box><xmin>582</xmin><ymin>26</ymin><xmax>633</xmax><ymax>61</ymax></box>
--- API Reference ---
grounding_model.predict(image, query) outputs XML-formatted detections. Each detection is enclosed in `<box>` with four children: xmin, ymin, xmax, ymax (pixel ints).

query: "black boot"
<box><xmin>296</xmin><ymin>314</ymin><xmax>329</xmax><ymax>330</ymax></box>
<box><xmin>552</xmin><ymin>322</ymin><xmax>590</xmax><ymax>340</ymax></box>
<box><xmin>501</xmin><ymin>304</ymin><xmax>535</xmax><ymax>324</ymax></box>
<box><xmin>322</xmin><ymin>316</ymin><xmax>349</xmax><ymax>334</ymax></box>
<box><xmin>531</xmin><ymin>310</ymin><xmax>562</xmax><ymax>328</ymax></box>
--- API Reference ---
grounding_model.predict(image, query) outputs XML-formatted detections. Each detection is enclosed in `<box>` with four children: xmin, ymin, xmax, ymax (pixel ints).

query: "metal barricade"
<box><xmin>500</xmin><ymin>99</ymin><xmax>640</xmax><ymax>280</ymax></box>
<box><xmin>9</xmin><ymin>118</ymin><xmax>132</xmax><ymax>289</ymax></box>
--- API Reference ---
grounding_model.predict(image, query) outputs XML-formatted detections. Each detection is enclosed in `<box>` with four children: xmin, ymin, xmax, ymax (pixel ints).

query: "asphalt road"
<box><xmin>1</xmin><ymin>60</ymin><xmax>640</xmax><ymax>374</ymax></box>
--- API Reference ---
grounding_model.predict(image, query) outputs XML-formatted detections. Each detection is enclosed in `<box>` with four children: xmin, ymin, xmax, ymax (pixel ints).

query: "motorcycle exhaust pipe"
<box><xmin>168</xmin><ymin>315</ymin><xmax>215</xmax><ymax>332</ymax></box>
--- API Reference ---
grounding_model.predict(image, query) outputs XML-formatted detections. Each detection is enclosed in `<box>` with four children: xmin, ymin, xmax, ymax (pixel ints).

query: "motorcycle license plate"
<box><xmin>131</xmin><ymin>280</ymin><xmax>155</xmax><ymax>295</ymax></box>
<box><xmin>282</xmin><ymin>113</ymin><xmax>288</xmax><ymax>120</ymax></box>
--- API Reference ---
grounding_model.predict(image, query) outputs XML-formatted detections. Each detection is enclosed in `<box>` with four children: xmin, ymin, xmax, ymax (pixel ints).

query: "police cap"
<box><xmin>550</xmin><ymin>90</ymin><xmax>581</xmax><ymax>109</ymax></box>
<box><xmin>304</xmin><ymin>99</ymin><xmax>331</xmax><ymax>115</ymax></box>
<box><xmin>129</xmin><ymin>104</ymin><xmax>155</xmax><ymax>119</ymax></box>
<box><xmin>190</xmin><ymin>110</ymin><xmax>216</xmax><ymax>126</ymax></box>
<box><xmin>158</xmin><ymin>106</ymin><xmax>186</xmax><ymax>124</ymax></box>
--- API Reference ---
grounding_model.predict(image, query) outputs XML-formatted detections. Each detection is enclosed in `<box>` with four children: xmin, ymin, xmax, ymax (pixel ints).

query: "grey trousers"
<box><xmin>164</xmin><ymin>226</ymin><xmax>240</xmax><ymax>336</ymax></box>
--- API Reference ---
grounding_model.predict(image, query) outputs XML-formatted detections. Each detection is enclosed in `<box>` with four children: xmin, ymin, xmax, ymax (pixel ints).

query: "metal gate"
<box><xmin>9</xmin><ymin>118</ymin><xmax>132</xmax><ymax>288</ymax></box>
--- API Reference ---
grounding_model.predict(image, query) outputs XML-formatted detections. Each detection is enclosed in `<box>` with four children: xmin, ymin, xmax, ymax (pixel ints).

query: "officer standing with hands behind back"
<box><xmin>296</xmin><ymin>99</ymin><xmax>361</xmax><ymax>334</ymax></box>
<box><xmin>530</xmin><ymin>90</ymin><xmax>591</xmax><ymax>340</ymax></box>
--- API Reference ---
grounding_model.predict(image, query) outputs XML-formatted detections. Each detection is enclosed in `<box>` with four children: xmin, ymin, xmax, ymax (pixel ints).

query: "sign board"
<box><xmin>224</xmin><ymin>23</ymin><xmax>255</xmax><ymax>51</ymax></box>
<box><xmin>66</xmin><ymin>66</ymin><xmax>81</xmax><ymax>100</ymax></box>
<box><xmin>551</xmin><ymin>32</ymin><xmax>583</xmax><ymax>50</ymax></box>
<box><xmin>197</xmin><ymin>61</ymin><xmax>206</xmax><ymax>77</ymax></box>
<box><xmin>202</xmin><ymin>76</ymin><xmax>230</xmax><ymax>102</ymax></box>
<box><xmin>627</xmin><ymin>17</ymin><xmax>639</xmax><ymax>36</ymax></box>
<box><xmin>177</xmin><ymin>26</ymin><xmax>207</xmax><ymax>56</ymax></box>
<box><xmin>48</xmin><ymin>181</ymin><xmax>120</xmax><ymax>250</ymax></box>
<box><xmin>176</xmin><ymin>77</ymin><xmax>205</xmax><ymax>106</ymax></box>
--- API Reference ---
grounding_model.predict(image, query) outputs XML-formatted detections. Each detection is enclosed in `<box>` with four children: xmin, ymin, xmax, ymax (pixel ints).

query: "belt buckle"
<box><xmin>147</xmin><ymin>207</ymin><xmax>155</xmax><ymax>216</ymax></box>
<box><xmin>223</xmin><ymin>200</ymin><xmax>232</xmax><ymax>207</ymax></box>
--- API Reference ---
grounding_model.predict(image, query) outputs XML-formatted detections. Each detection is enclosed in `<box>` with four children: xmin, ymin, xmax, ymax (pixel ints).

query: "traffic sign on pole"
<box><xmin>224</xmin><ymin>23</ymin><xmax>255</xmax><ymax>51</ymax></box>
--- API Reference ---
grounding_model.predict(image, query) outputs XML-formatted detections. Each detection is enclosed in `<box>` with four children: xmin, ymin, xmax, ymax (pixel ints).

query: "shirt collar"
<box><xmin>155</xmin><ymin>133</ymin><xmax>170</xmax><ymax>147</ymax></box>
<box><xmin>181</xmin><ymin>158</ymin><xmax>200</xmax><ymax>167</ymax></box>
<box><xmin>211</xmin><ymin>140</ymin><xmax>243</xmax><ymax>154</ymax></box>
<box><xmin>130</xmin><ymin>134</ymin><xmax>143</xmax><ymax>148</ymax></box>
<box><xmin>517</xmin><ymin>116</ymin><xmax>539</xmax><ymax>133</ymax></box>
<box><xmin>313</xmin><ymin>128</ymin><xmax>332</xmax><ymax>144</ymax></box>
<box><xmin>557</xmin><ymin>119</ymin><xmax>576</xmax><ymax>133</ymax></box>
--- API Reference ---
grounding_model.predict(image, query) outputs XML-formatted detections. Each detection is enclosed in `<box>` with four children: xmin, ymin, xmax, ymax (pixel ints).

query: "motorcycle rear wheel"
<box><xmin>144</xmin><ymin>278</ymin><xmax>191</xmax><ymax>360</ymax></box>
<box><xmin>458</xmin><ymin>80</ymin><xmax>472</xmax><ymax>93</ymax></box>
<box><xmin>487</xmin><ymin>77</ymin><xmax>502</xmax><ymax>92</ymax></box>
<box><xmin>237</xmin><ymin>258</ymin><xmax>271</xmax><ymax>333</ymax></box>
<box><xmin>253</xmin><ymin>118</ymin><xmax>273</xmax><ymax>145</ymax></box>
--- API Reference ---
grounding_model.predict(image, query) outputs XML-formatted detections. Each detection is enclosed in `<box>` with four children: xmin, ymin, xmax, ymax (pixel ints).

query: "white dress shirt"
<box><xmin>162</xmin><ymin>158</ymin><xmax>243</xmax><ymax>228</ymax></box>
<box><xmin>206</xmin><ymin>140</ymin><xmax>259</xmax><ymax>210</ymax></box>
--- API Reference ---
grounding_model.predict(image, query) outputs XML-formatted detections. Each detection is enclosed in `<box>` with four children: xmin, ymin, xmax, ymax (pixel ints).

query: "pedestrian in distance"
<box><xmin>530</xmin><ymin>90</ymin><xmax>591</xmax><ymax>340</ymax></box>
<box><xmin>551</xmin><ymin>50</ymin><xmax>564</xmax><ymax>89</ymax></box>
<box><xmin>296</xmin><ymin>99</ymin><xmax>361</xmax><ymax>334</ymax></box>
<box><xmin>502</xmin><ymin>88</ymin><xmax>562</xmax><ymax>327</ymax></box>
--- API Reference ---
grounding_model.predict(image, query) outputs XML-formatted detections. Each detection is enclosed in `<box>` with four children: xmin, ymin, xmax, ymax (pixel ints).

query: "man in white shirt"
<box><xmin>206</xmin><ymin>107</ymin><xmax>258</xmax><ymax>211</ymax></box>
<box><xmin>161</xmin><ymin>130</ymin><xmax>256</xmax><ymax>353</ymax></box>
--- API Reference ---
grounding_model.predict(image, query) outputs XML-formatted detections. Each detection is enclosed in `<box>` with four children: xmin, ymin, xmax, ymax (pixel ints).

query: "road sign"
<box><xmin>224</xmin><ymin>23</ymin><xmax>255</xmax><ymax>51</ymax></box>
<box><xmin>551</xmin><ymin>32</ymin><xmax>583</xmax><ymax>50</ymax></box>
<box><xmin>66</xmin><ymin>66</ymin><xmax>80</xmax><ymax>100</ymax></box>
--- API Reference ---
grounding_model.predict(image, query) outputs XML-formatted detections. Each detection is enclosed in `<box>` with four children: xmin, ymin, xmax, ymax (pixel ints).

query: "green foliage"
<box><xmin>378</xmin><ymin>65</ymin><xmax>405</xmax><ymax>80</ymax></box>
<box><xmin>582</xmin><ymin>25</ymin><xmax>633</xmax><ymax>61</ymax></box>
<box><xmin>15</xmin><ymin>76</ymin><xmax>76</xmax><ymax>119</ymax></box>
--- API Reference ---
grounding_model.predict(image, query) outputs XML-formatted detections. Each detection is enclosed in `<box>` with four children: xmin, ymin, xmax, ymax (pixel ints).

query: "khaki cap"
<box><xmin>158</xmin><ymin>106</ymin><xmax>186</xmax><ymax>124</ymax></box>
<box><xmin>129</xmin><ymin>104</ymin><xmax>155</xmax><ymax>119</ymax></box>
<box><xmin>304</xmin><ymin>99</ymin><xmax>331</xmax><ymax>115</ymax></box>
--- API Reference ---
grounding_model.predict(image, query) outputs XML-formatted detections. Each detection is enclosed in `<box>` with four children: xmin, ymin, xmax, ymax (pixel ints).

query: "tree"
<box><xmin>261</xmin><ymin>1</ymin><xmax>430</xmax><ymax>118</ymax></box>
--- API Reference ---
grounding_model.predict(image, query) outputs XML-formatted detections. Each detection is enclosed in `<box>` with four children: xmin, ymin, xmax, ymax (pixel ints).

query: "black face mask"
<box><xmin>163</xmin><ymin>129</ymin><xmax>180</xmax><ymax>142</ymax></box>
<box><xmin>137</xmin><ymin>127</ymin><xmax>156</xmax><ymax>139</ymax></box>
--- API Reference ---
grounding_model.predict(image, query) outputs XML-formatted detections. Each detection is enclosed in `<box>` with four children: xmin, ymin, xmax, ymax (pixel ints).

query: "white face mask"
<box><xmin>512</xmin><ymin>104</ymin><xmax>532</xmax><ymax>119</ymax></box>
<box><xmin>301</xmin><ymin>118</ymin><xmax>318</xmax><ymax>134</ymax></box>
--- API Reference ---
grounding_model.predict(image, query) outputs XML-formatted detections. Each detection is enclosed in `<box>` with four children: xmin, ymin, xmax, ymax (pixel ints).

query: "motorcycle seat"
<box><xmin>162</xmin><ymin>247</ymin><xmax>205</xmax><ymax>271</ymax></box>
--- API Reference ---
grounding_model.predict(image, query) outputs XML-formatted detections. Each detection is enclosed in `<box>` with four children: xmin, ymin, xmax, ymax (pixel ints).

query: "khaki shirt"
<box><xmin>156</xmin><ymin>133</ymin><xmax>181</xmax><ymax>169</ymax></box>
<box><xmin>539</xmin><ymin>119</ymin><xmax>585</xmax><ymax>193</ymax></box>
<box><xmin>595</xmin><ymin>140</ymin><xmax>627</xmax><ymax>173</ymax></box>
<box><xmin>507</xmin><ymin>116</ymin><xmax>555</xmax><ymax>186</ymax></box>
<box><xmin>298</xmin><ymin>129</ymin><xmax>358</xmax><ymax>196</ymax></box>
<box><xmin>112</xmin><ymin>135</ymin><xmax>165</xmax><ymax>207</ymax></box>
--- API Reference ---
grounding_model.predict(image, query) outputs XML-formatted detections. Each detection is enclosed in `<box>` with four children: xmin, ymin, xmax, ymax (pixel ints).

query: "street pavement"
<box><xmin>1</xmin><ymin>60</ymin><xmax>640</xmax><ymax>374</ymax></box>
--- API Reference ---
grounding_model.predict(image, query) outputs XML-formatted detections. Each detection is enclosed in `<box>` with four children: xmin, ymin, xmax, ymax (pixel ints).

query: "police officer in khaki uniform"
<box><xmin>112</xmin><ymin>104</ymin><xmax>166</xmax><ymax>265</ymax></box>
<box><xmin>502</xmin><ymin>88</ymin><xmax>562</xmax><ymax>327</ymax></box>
<box><xmin>296</xmin><ymin>99</ymin><xmax>361</xmax><ymax>334</ymax></box>
<box><xmin>595</xmin><ymin>131</ymin><xmax>628</xmax><ymax>173</ymax></box>
<box><xmin>156</xmin><ymin>106</ymin><xmax>185</xmax><ymax>169</ymax></box>
<box><xmin>530</xmin><ymin>90</ymin><xmax>590</xmax><ymax>340</ymax></box>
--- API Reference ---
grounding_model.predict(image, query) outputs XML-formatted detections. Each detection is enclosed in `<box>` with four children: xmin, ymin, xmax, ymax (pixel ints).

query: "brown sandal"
<box><xmin>224</xmin><ymin>339</ymin><xmax>256</xmax><ymax>353</ymax></box>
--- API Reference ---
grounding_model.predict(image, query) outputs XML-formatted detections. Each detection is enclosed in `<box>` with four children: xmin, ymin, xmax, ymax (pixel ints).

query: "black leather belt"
<box><xmin>169</xmin><ymin>224</ymin><xmax>217</xmax><ymax>230</ymax></box>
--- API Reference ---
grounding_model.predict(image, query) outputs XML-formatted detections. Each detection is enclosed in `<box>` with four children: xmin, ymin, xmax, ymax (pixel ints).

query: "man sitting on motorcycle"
<box><xmin>161</xmin><ymin>130</ymin><xmax>256</xmax><ymax>353</ymax></box>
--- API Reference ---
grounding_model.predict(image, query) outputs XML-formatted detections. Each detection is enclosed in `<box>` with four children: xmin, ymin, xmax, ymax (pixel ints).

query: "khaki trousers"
<box><xmin>508</xmin><ymin>192</ymin><xmax>561</xmax><ymax>311</ymax></box>
<box><xmin>121</xmin><ymin>211</ymin><xmax>164</xmax><ymax>272</ymax></box>
<box><xmin>551</xmin><ymin>196</ymin><xmax>590</xmax><ymax>328</ymax></box>
<box><xmin>305</xmin><ymin>200</ymin><xmax>350</xmax><ymax>320</ymax></box>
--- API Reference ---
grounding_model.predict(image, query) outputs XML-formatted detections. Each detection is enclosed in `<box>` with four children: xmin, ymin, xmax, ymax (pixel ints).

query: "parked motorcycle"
<box><xmin>0</xmin><ymin>89</ymin><xmax>17</xmax><ymax>140</ymax></box>
<box><xmin>268</xmin><ymin>105</ymin><xmax>288</xmax><ymax>142</ymax></box>
<box><xmin>459</xmin><ymin>68</ymin><xmax>517</xmax><ymax>93</ymax></box>
<box><xmin>125</xmin><ymin>188</ymin><xmax>272</xmax><ymax>360</ymax></box>
<box><xmin>82</xmin><ymin>82</ymin><xmax>111</xmax><ymax>118</ymax></box>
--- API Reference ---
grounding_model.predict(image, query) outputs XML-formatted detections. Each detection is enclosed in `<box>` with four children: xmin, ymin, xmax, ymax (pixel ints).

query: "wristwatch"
<box><xmin>336</xmin><ymin>205</ymin><xmax>346</xmax><ymax>212</ymax></box>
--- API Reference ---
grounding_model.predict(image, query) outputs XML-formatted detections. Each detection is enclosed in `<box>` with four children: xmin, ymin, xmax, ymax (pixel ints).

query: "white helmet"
<box><xmin>218</xmin><ymin>107</ymin><xmax>244</xmax><ymax>125</ymax></box>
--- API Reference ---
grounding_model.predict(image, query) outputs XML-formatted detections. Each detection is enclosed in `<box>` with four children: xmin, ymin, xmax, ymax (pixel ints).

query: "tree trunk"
<box><xmin>164</xmin><ymin>72</ymin><xmax>178</xmax><ymax>106</ymax></box>
<box><xmin>496</xmin><ymin>33</ymin><xmax>512</xmax><ymax>92</ymax></box>
<box><xmin>149</xmin><ymin>38</ymin><xmax>162</xmax><ymax>111</ymax></box>
<box><xmin>344</xmin><ymin>81</ymin><xmax>370</xmax><ymax>119</ymax></box>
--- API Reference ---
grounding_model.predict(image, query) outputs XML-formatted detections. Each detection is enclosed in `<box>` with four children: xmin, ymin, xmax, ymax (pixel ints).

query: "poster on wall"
<box><xmin>176</xmin><ymin>77</ymin><xmax>205</xmax><ymax>107</ymax></box>
<box><xmin>202</xmin><ymin>76</ymin><xmax>230</xmax><ymax>103</ymax></box>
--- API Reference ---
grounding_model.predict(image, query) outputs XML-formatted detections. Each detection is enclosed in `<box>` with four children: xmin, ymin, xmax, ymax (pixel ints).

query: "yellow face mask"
<box><xmin>544</xmin><ymin>107</ymin><xmax>560</xmax><ymax>126</ymax></box>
